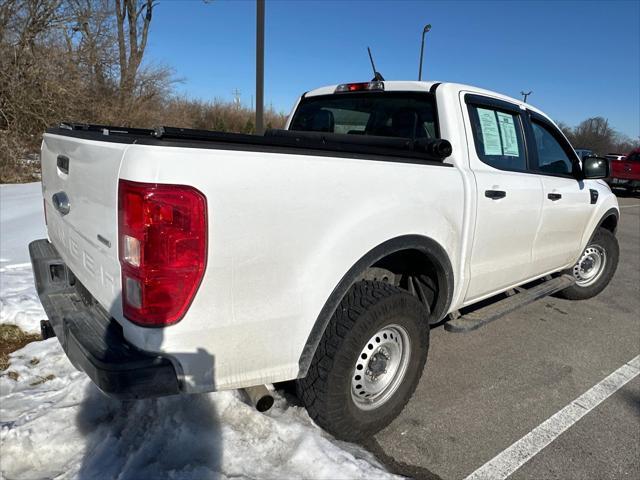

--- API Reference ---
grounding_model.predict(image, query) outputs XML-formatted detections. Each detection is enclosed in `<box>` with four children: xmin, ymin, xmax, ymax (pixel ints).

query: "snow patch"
<box><xmin>0</xmin><ymin>182</ymin><xmax>47</xmax><ymax>264</ymax></box>
<box><xmin>1</xmin><ymin>264</ymin><xmax>45</xmax><ymax>334</ymax></box>
<box><xmin>1</xmin><ymin>182</ymin><xmax>47</xmax><ymax>333</ymax></box>
<box><xmin>1</xmin><ymin>340</ymin><xmax>397</xmax><ymax>480</ymax></box>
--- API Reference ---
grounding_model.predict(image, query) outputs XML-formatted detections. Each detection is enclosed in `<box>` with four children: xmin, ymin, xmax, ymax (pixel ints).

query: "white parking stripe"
<box><xmin>619</xmin><ymin>204</ymin><xmax>640</xmax><ymax>209</ymax></box>
<box><xmin>464</xmin><ymin>355</ymin><xmax>640</xmax><ymax>480</ymax></box>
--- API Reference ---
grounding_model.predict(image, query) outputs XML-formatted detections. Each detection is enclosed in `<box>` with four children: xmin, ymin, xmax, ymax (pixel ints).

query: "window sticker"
<box><xmin>477</xmin><ymin>108</ymin><xmax>502</xmax><ymax>155</ymax></box>
<box><xmin>496</xmin><ymin>112</ymin><xmax>519</xmax><ymax>156</ymax></box>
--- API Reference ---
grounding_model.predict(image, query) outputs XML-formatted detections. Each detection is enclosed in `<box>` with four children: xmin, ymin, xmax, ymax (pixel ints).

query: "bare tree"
<box><xmin>556</xmin><ymin>121</ymin><xmax>573</xmax><ymax>140</ymax></box>
<box><xmin>571</xmin><ymin>117</ymin><xmax>615</xmax><ymax>154</ymax></box>
<box><xmin>14</xmin><ymin>0</ymin><xmax>64</xmax><ymax>51</ymax></box>
<box><xmin>563</xmin><ymin>117</ymin><xmax>639</xmax><ymax>155</ymax></box>
<box><xmin>115</xmin><ymin>0</ymin><xmax>154</xmax><ymax>102</ymax></box>
<box><xmin>0</xmin><ymin>0</ymin><xmax>19</xmax><ymax>43</ymax></box>
<box><xmin>65</xmin><ymin>0</ymin><xmax>116</xmax><ymax>93</ymax></box>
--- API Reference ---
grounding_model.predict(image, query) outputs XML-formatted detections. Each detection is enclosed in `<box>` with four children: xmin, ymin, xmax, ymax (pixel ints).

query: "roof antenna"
<box><xmin>367</xmin><ymin>47</ymin><xmax>384</xmax><ymax>81</ymax></box>
<box><xmin>520</xmin><ymin>90</ymin><xmax>532</xmax><ymax>103</ymax></box>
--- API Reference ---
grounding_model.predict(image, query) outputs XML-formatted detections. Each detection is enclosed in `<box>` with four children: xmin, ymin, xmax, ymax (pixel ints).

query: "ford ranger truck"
<box><xmin>29</xmin><ymin>81</ymin><xmax>619</xmax><ymax>441</ymax></box>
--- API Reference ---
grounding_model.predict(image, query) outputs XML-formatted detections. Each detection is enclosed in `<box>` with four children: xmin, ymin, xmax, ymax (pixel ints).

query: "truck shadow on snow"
<box><xmin>75</xmin><ymin>384</ymin><xmax>222</xmax><ymax>479</ymax></box>
<box><xmin>74</xmin><ymin>293</ymin><xmax>222</xmax><ymax>479</ymax></box>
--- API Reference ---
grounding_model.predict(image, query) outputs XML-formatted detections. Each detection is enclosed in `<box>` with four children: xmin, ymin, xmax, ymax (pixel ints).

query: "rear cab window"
<box><xmin>290</xmin><ymin>92</ymin><xmax>439</xmax><ymax>140</ymax></box>
<box><xmin>465</xmin><ymin>95</ymin><xmax>527</xmax><ymax>172</ymax></box>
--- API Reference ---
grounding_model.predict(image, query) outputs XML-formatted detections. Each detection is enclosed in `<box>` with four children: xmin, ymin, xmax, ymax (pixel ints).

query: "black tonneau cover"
<box><xmin>47</xmin><ymin>123</ymin><xmax>452</xmax><ymax>164</ymax></box>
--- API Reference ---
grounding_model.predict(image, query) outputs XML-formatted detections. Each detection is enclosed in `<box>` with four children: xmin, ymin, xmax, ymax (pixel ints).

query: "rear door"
<box><xmin>525</xmin><ymin>113</ymin><xmax>593</xmax><ymax>274</ymax></box>
<box><xmin>463</xmin><ymin>94</ymin><xmax>543</xmax><ymax>302</ymax></box>
<box><xmin>41</xmin><ymin>132</ymin><xmax>127</xmax><ymax>314</ymax></box>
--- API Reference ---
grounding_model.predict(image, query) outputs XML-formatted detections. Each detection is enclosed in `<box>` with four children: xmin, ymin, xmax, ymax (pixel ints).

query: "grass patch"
<box><xmin>30</xmin><ymin>374</ymin><xmax>55</xmax><ymax>386</ymax></box>
<box><xmin>0</xmin><ymin>324</ymin><xmax>41</xmax><ymax>371</ymax></box>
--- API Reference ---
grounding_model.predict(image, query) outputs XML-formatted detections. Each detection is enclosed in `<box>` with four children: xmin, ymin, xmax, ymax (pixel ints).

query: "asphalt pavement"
<box><xmin>371</xmin><ymin>193</ymin><xmax>640</xmax><ymax>480</ymax></box>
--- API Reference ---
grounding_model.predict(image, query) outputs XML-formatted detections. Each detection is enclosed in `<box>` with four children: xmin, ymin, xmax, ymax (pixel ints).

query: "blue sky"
<box><xmin>146</xmin><ymin>0</ymin><xmax>640</xmax><ymax>138</ymax></box>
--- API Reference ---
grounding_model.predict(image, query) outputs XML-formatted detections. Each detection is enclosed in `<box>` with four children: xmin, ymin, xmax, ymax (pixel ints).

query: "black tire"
<box><xmin>556</xmin><ymin>227</ymin><xmax>619</xmax><ymax>300</ymax></box>
<box><xmin>296</xmin><ymin>280</ymin><xmax>429</xmax><ymax>442</ymax></box>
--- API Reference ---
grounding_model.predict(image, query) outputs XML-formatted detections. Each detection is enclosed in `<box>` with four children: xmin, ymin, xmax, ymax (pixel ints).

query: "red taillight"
<box><xmin>118</xmin><ymin>180</ymin><xmax>207</xmax><ymax>327</ymax></box>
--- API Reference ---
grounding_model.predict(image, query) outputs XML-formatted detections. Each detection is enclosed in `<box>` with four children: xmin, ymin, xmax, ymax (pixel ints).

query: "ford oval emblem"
<box><xmin>52</xmin><ymin>191</ymin><xmax>70</xmax><ymax>216</ymax></box>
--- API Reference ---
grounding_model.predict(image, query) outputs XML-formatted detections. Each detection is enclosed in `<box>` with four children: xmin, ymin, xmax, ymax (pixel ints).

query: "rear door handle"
<box><xmin>547</xmin><ymin>193</ymin><xmax>562</xmax><ymax>201</ymax></box>
<box><xmin>485</xmin><ymin>190</ymin><xmax>507</xmax><ymax>200</ymax></box>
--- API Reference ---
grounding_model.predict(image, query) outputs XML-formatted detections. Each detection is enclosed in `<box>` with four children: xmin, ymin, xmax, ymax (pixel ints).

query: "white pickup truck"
<box><xmin>30</xmin><ymin>80</ymin><xmax>619</xmax><ymax>441</ymax></box>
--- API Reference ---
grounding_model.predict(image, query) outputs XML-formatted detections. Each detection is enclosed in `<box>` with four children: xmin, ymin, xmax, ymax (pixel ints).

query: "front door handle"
<box><xmin>547</xmin><ymin>193</ymin><xmax>562</xmax><ymax>201</ymax></box>
<box><xmin>485</xmin><ymin>190</ymin><xmax>507</xmax><ymax>200</ymax></box>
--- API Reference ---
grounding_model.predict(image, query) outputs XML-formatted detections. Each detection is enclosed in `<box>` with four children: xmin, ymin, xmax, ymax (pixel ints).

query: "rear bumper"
<box><xmin>607</xmin><ymin>178</ymin><xmax>640</xmax><ymax>188</ymax></box>
<box><xmin>29</xmin><ymin>239</ymin><xmax>181</xmax><ymax>399</ymax></box>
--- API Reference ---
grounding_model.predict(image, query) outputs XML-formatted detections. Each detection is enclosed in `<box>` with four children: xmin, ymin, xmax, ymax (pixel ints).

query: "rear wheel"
<box><xmin>557</xmin><ymin>227</ymin><xmax>619</xmax><ymax>300</ymax></box>
<box><xmin>296</xmin><ymin>280</ymin><xmax>429</xmax><ymax>441</ymax></box>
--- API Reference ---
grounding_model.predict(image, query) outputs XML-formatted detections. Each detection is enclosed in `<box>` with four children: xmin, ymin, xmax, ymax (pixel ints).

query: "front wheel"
<box><xmin>296</xmin><ymin>280</ymin><xmax>429</xmax><ymax>441</ymax></box>
<box><xmin>556</xmin><ymin>227</ymin><xmax>619</xmax><ymax>300</ymax></box>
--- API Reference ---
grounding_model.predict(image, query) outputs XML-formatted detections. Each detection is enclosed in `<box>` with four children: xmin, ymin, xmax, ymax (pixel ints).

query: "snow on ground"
<box><xmin>0</xmin><ymin>263</ymin><xmax>45</xmax><ymax>334</ymax></box>
<box><xmin>0</xmin><ymin>182</ymin><xmax>47</xmax><ymax>264</ymax></box>
<box><xmin>1</xmin><ymin>183</ymin><xmax>47</xmax><ymax>334</ymax></box>
<box><xmin>0</xmin><ymin>183</ymin><xmax>399</xmax><ymax>480</ymax></box>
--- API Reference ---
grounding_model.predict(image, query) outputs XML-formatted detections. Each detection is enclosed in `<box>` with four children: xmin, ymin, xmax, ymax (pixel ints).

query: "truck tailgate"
<box><xmin>41</xmin><ymin>133</ymin><xmax>126</xmax><ymax>317</ymax></box>
<box><xmin>612</xmin><ymin>158</ymin><xmax>640</xmax><ymax>180</ymax></box>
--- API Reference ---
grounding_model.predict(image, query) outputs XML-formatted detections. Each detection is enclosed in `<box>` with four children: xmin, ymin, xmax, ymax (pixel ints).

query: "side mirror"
<box><xmin>582</xmin><ymin>156</ymin><xmax>609</xmax><ymax>179</ymax></box>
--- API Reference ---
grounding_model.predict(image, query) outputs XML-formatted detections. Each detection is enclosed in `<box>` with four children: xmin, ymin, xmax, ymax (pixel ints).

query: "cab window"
<box><xmin>531</xmin><ymin>121</ymin><xmax>575</xmax><ymax>175</ymax></box>
<box><xmin>468</xmin><ymin>104</ymin><xmax>527</xmax><ymax>171</ymax></box>
<box><xmin>290</xmin><ymin>92</ymin><xmax>438</xmax><ymax>139</ymax></box>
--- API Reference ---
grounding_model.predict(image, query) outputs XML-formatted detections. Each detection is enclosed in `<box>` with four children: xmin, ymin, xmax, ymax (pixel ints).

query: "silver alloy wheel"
<box><xmin>350</xmin><ymin>324</ymin><xmax>411</xmax><ymax>411</ymax></box>
<box><xmin>572</xmin><ymin>244</ymin><xmax>606</xmax><ymax>287</ymax></box>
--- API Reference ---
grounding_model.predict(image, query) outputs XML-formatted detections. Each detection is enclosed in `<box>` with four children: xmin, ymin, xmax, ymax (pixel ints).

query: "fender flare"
<box><xmin>585</xmin><ymin>207</ymin><xmax>619</xmax><ymax>245</ymax></box>
<box><xmin>595</xmin><ymin>207</ymin><xmax>619</xmax><ymax>234</ymax></box>
<box><xmin>297</xmin><ymin>234</ymin><xmax>454</xmax><ymax>377</ymax></box>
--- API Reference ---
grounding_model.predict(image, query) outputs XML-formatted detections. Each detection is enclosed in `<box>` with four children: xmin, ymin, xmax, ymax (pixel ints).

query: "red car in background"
<box><xmin>607</xmin><ymin>148</ymin><xmax>640</xmax><ymax>193</ymax></box>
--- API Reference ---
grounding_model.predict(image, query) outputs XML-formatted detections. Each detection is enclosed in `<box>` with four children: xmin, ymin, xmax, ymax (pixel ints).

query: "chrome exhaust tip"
<box><xmin>243</xmin><ymin>384</ymin><xmax>274</xmax><ymax>412</ymax></box>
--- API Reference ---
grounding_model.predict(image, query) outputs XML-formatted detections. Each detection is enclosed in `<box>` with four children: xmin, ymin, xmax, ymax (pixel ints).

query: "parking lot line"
<box><xmin>619</xmin><ymin>204</ymin><xmax>640</xmax><ymax>209</ymax></box>
<box><xmin>464</xmin><ymin>355</ymin><xmax>640</xmax><ymax>480</ymax></box>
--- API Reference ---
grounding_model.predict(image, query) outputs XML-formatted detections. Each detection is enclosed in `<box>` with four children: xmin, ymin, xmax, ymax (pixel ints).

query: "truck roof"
<box><xmin>304</xmin><ymin>80</ymin><xmax>548</xmax><ymax>119</ymax></box>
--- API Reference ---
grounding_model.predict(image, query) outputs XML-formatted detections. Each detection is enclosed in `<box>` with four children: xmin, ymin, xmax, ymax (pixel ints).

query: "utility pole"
<box><xmin>255</xmin><ymin>0</ymin><xmax>265</xmax><ymax>134</ymax></box>
<box><xmin>418</xmin><ymin>24</ymin><xmax>431</xmax><ymax>81</ymax></box>
<box><xmin>521</xmin><ymin>90</ymin><xmax>532</xmax><ymax>103</ymax></box>
<box><xmin>232</xmin><ymin>88</ymin><xmax>242</xmax><ymax>109</ymax></box>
